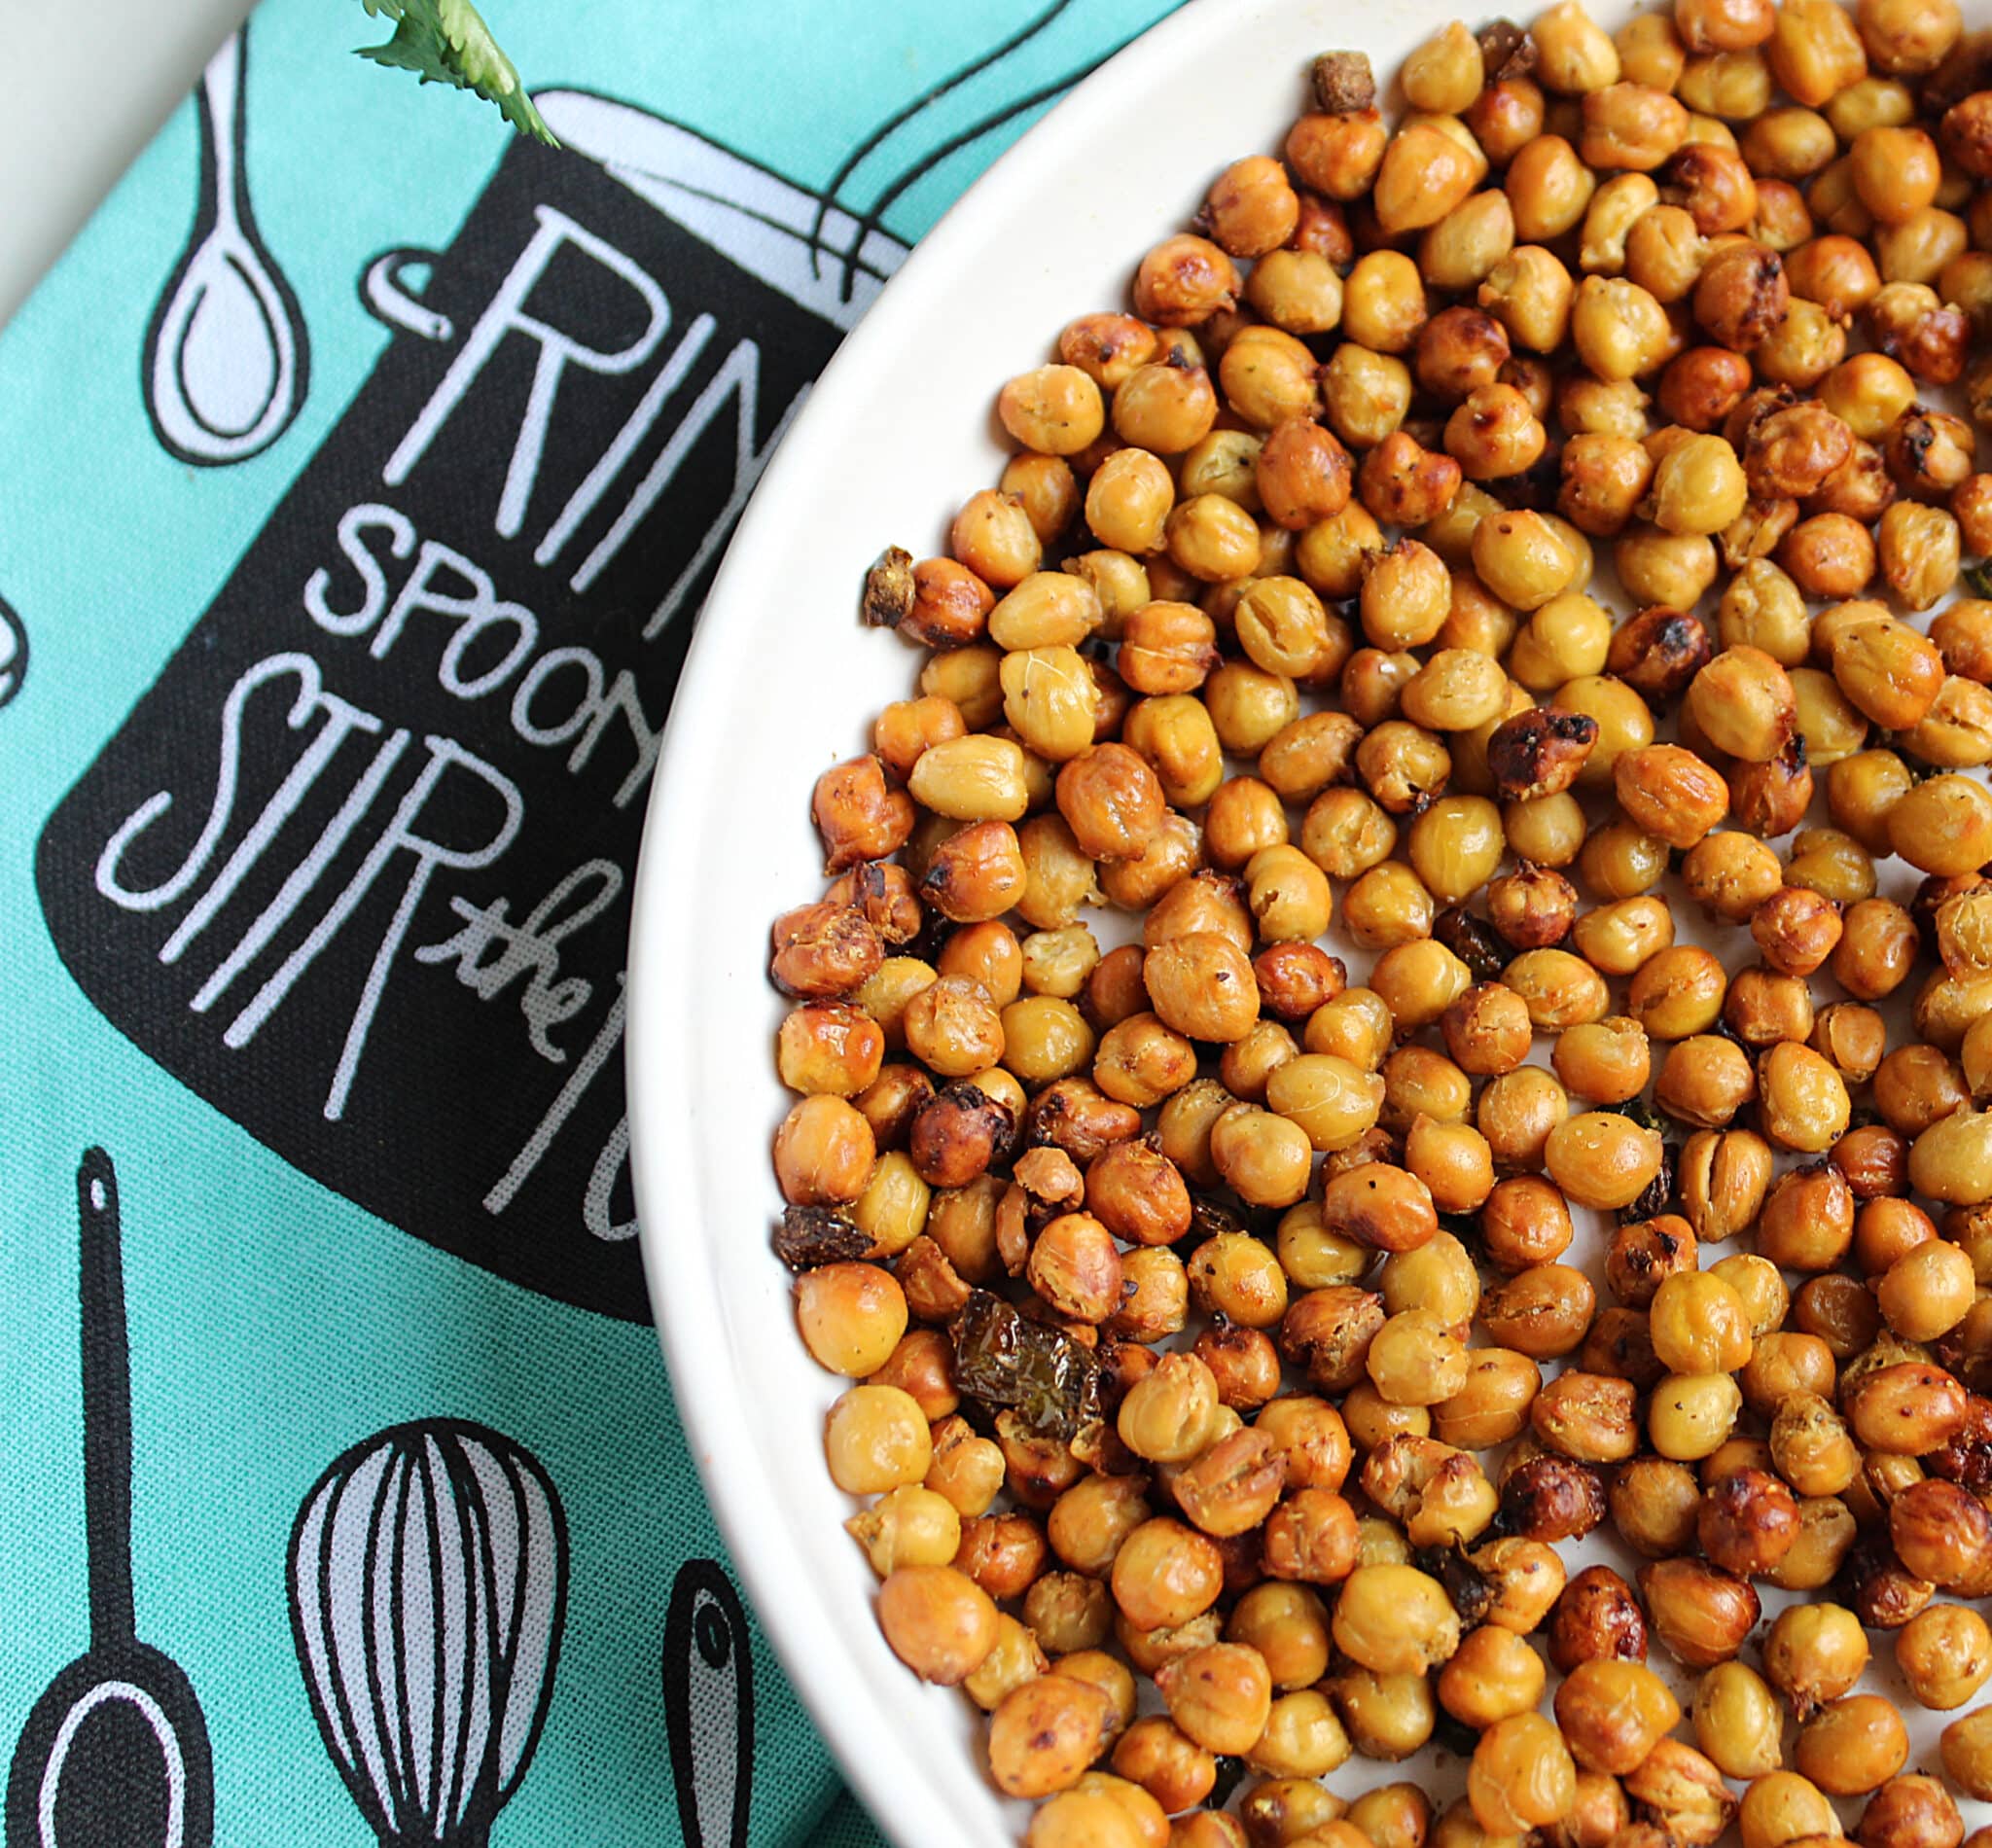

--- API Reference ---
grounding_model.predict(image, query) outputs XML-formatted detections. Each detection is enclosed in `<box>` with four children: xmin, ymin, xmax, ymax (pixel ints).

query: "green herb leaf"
<box><xmin>355</xmin><ymin>0</ymin><xmax>556</xmax><ymax>144</ymax></box>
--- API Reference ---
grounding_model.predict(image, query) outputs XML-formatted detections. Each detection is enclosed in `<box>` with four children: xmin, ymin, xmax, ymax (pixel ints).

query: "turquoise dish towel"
<box><xmin>0</xmin><ymin>2</ymin><xmax>1175</xmax><ymax>1842</ymax></box>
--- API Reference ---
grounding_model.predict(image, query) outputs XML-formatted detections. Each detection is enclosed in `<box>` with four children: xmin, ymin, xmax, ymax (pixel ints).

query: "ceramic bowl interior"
<box><xmin>625</xmin><ymin>2</ymin><xmax>1992</xmax><ymax>1842</ymax></box>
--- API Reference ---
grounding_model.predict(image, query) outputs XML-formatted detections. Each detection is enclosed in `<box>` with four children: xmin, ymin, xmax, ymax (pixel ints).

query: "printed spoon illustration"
<box><xmin>142</xmin><ymin>23</ymin><xmax>309</xmax><ymax>465</ymax></box>
<box><xmin>4</xmin><ymin>1150</ymin><xmax>215</xmax><ymax>1848</ymax></box>
<box><xmin>662</xmin><ymin>1561</ymin><xmax>755</xmax><ymax>1848</ymax></box>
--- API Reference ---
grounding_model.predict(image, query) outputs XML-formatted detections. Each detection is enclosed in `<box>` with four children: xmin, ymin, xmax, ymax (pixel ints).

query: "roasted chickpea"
<box><xmin>1896</xmin><ymin>1603</ymin><xmax>1992</xmax><ymax>1710</ymax></box>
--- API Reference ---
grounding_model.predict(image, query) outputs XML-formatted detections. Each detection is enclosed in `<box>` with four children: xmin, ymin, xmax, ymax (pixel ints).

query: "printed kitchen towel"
<box><xmin>0</xmin><ymin>1</ymin><xmax>1176</xmax><ymax>1843</ymax></box>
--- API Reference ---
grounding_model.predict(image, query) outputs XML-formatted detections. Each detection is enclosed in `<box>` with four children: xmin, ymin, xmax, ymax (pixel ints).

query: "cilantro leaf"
<box><xmin>355</xmin><ymin>0</ymin><xmax>556</xmax><ymax>145</ymax></box>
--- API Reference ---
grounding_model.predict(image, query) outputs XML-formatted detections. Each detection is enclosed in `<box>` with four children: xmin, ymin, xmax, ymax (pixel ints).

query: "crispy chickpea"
<box><xmin>1110</xmin><ymin>1515</ymin><xmax>1225</xmax><ymax>1636</ymax></box>
<box><xmin>1442</xmin><ymin>984</ymin><xmax>1535</xmax><ymax>1080</ymax></box>
<box><xmin>1585</xmin><ymin>81</ymin><xmax>1692</xmax><ymax>171</ymax></box>
<box><xmin>1001</xmin><ymin>365</ymin><xmax>1107</xmax><ymax>458</ymax></box>
<box><xmin>1319</xmin><ymin>344</ymin><xmax>1412</xmax><ymax>452</ymax></box>
<box><xmin>1479</xmin><ymin>1263</ymin><xmax>1597</xmax><ymax>1361</ymax></box>
<box><xmin>1794</xmin><ymin>1696</ymin><xmax>1909</xmax><ymax>1797</ymax></box>
<box><xmin>846</xmin><ymin>1481</ymin><xmax>962</xmax><ymax>1577</ymax></box>
<box><xmin>1648</xmin><ymin>1269</ymin><xmax>1754</xmax><ymax>1375</ymax></box>
<box><xmin>1856</xmin><ymin>1778</ymin><xmax>1965</xmax><ymax>1848</ymax></box>
<box><xmin>1327</xmin><ymin>1666</ymin><xmax>1435</xmax><ymax>1764</ymax></box>
<box><xmin>1535</xmin><ymin>0</ymin><xmax>1624</xmax><ymax>90</ymax></box>
<box><xmin>1478</xmin><ymin>245</ymin><xmax>1578</xmax><ymax>358</ymax></box>
<box><xmin>1468</xmin><ymin>1712</ymin><xmax>1577</xmax><ymax>1835</ymax></box>
<box><xmin>1551</xmin><ymin>1659</ymin><xmax>1681</xmax><ymax>1776</ymax></box>
<box><xmin>1689</xmin><ymin>1656</ymin><xmax>1785</xmax><ymax>1776</ymax></box>
<box><xmin>1134</xmin><ymin>233</ymin><xmax>1238</xmax><ymax>329</ymax></box>
<box><xmin>1506</xmin><ymin>136</ymin><xmax>1598</xmax><ymax>246</ymax></box>
<box><xmin>1503</xmin><ymin>792</ymin><xmax>1585</xmax><ymax>869</ymax></box>
<box><xmin>1060</xmin><ymin>313</ymin><xmax>1157</xmax><ymax>393</ymax></box>
<box><xmin>988</xmin><ymin>1672</ymin><xmax>1118</xmax><ymax>1799</ymax></box>
<box><xmin>1624</xmin><ymin>945</ymin><xmax>1725</xmax><ymax>1043</ymax></box>
<box><xmin>1374</xmin><ymin>122</ymin><xmax>1483</xmax><ymax>234</ymax></box>
<box><xmin>1476</xmin><ymin>1066</ymin><xmax>1572</xmax><ymax>1173</ymax></box>
<box><xmin>1896</xmin><ymin>1604</ymin><xmax>1992</xmax><ymax>1710</ymax></box>
<box><xmin>1648</xmin><ymin>1368</ymin><xmax>1743</xmax><ymax>1459</ymax></box>
<box><xmin>1420</xmin><ymin>192</ymin><xmax>1521</xmax><ymax>300</ymax></box>
<box><xmin>1639</xmin><ymin>1554</ymin><xmax>1760</xmax><ymax>1667</ymax></box>
<box><xmin>1941</xmin><ymin>1708</ymin><xmax>1992</xmax><ymax>1801</ymax></box>
<box><xmin>1843</xmin><ymin>125</ymin><xmax>1943</xmax><ymax>233</ymax></box>
<box><xmin>878</xmin><ymin>1563</ymin><xmax>1000</xmax><ymax>1686</ymax></box>
<box><xmin>1550</xmin><ymin>1018</ymin><xmax>1648</xmax><ymax>1109</ymax></box>
<box><xmin>924</xmin><ymin>1417</ymin><xmax>1005</xmax><ymax>1518</ymax></box>
<box><xmin>1686</xmin><ymin>648</ymin><xmax>1796</xmax><ymax>765</ymax></box>
<box><xmin>1435</xmin><ymin>1347</ymin><xmax>1544</xmax><ymax>1449</ymax></box>
<box><xmin>1004</xmin><ymin>454</ymin><xmax>1082</xmax><ymax>545</ymax></box>
<box><xmin>1740</xmin><ymin>1772</ymin><xmax>1841</xmax><ymax>1848</ymax></box>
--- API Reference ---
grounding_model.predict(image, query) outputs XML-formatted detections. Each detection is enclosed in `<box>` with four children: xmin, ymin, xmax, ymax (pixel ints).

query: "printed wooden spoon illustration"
<box><xmin>142</xmin><ymin>23</ymin><xmax>309</xmax><ymax>466</ymax></box>
<box><xmin>4</xmin><ymin>1150</ymin><xmax>215</xmax><ymax>1848</ymax></box>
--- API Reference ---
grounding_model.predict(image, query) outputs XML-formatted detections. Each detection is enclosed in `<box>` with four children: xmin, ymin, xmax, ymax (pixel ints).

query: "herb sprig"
<box><xmin>355</xmin><ymin>0</ymin><xmax>555</xmax><ymax>144</ymax></box>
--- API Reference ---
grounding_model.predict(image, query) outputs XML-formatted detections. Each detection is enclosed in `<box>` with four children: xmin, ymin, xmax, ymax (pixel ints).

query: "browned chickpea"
<box><xmin>1696</xmin><ymin>1466</ymin><xmax>1800</xmax><ymax>1577</ymax></box>
<box><xmin>1533</xmin><ymin>1369</ymin><xmax>1641</xmax><ymax>1465</ymax></box>
<box><xmin>1554</xmin><ymin>1659</ymin><xmax>1681</xmax><ymax>1777</ymax></box>
<box><xmin>1844</xmin><ymin>1361</ymin><xmax>1970</xmax><ymax>1453</ymax></box>
<box><xmin>1628</xmin><ymin>944</ymin><xmax>1728</xmax><ymax>1041</ymax></box>
<box><xmin>1611</xmin><ymin>1456</ymin><xmax>1704</xmax><ymax>1558</ymax></box>
<box><xmin>1890</xmin><ymin>1478</ymin><xmax>1992</xmax><ymax>1592</ymax></box>
<box><xmin>1614</xmin><ymin>743</ymin><xmax>1729</xmax><ymax>850</ymax></box>
<box><xmin>1723</xmin><ymin>966</ymin><xmax>1814</xmax><ymax>1048</ymax></box>
<box><xmin>1545</xmin><ymin>1563</ymin><xmax>1647</xmax><ymax>1676</ymax></box>
<box><xmin>1783</xmin><ymin>513</ymin><xmax>1877</xmax><ymax>598</ymax></box>
<box><xmin>1607</xmin><ymin>1215</ymin><xmax>1698</xmax><ymax>1309</ymax></box>
<box><xmin>1670</xmin><ymin>141</ymin><xmax>1761</xmax><ymax>235</ymax></box>
<box><xmin>1658</xmin><ymin>347</ymin><xmax>1753</xmax><ymax>437</ymax></box>
<box><xmin>1480</xmin><ymin>1263</ymin><xmax>1598</xmax><ymax>1359</ymax></box>
<box><xmin>1676</xmin><ymin>1126</ymin><xmax>1773</xmax><ymax>1250</ymax></box>
<box><xmin>1485</xmin><ymin>708</ymin><xmax>1599</xmax><ymax>803</ymax></box>
<box><xmin>1359</xmin><ymin>432</ymin><xmax>1464</xmax><ymax>531</ymax></box>
<box><xmin>1199</xmin><ymin>154</ymin><xmax>1299</xmax><ymax>261</ymax></box>
<box><xmin>1440</xmin><ymin>982</ymin><xmax>1533</xmax><ymax>1079</ymax></box>
<box><xmin>1692</xmin><ymin>242</ymin><xmax>1788</xmax><ymax>353</ymax></box>
<box><xmin>1256</xmin><ymin>419</ymin><xmax>1354</xmax><ymax>533</ymax></box>
<box><xmin>1795</xmin><ymin>1696</ymin><xmax>1910</xmax><ymax>1796</ymax></box>
<box><xmin>1639</xmin><ymin>1555</ymin><xmax>1760</xmax><ymax>1666</ymax></box>
<box><xmin>1869</xmin><ymin>281</ymin><xmax>1971</xmax><ymax>386</ymax></box>
<box><xmin>1504</xmin><ymin>947</ymin><xmax>1611</xmax><ymax>1033</ymax></box>
<box><xmin>1374</xmin><ymin>122</ymin><xmax>1483</xmax><ymax>234</ymax></box>
<box><xmin>1415</xmin><ymin>305</ymin><xmax>1512</xmax><ymax>407</ymax></box>
<box><xmin>1751</xmin><ymin>886</ymin><xmax>1844</xmax><ymax>978</ymax></box>
<box><xmin>1656</xmin><ymin>1034</ymin><xmax>1757</xmax><ymax>1126</ymax></box>
<box><xmin>1897</xmin><ymin>1604</ymin><xmax>1992</xmax><ymax>1711</ymax></box>
<box><xmin>1858</xmin><ymin>1777</ymin><xmax>1966</xmax><ymax>1848</ymax></box>
<box><xmin>1058</xmin><ymin>316</ymin><xmax>1159</xmax><ymax>402</ymax></box>
<box><xmin>1133</xmin><ymin>233</ymin><xmax>1238</xmax><ymax>329</ymax></box>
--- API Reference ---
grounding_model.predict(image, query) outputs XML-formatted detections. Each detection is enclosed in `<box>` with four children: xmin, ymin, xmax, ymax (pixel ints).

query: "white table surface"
<box><xmin>0</xmin><ymin>0</ymin><xmax>254</xmax><ymax>331</ymax></box>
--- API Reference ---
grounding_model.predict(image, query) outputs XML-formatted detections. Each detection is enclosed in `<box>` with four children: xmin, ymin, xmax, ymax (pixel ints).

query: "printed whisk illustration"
<box><xmin>5</xmin><ymin>1151</ymin><xmax>215</xmax><ymax>1848</ymax></box>
<box><xmin>287</xmin><ymin>1422</ymin><xmax>568</xmax><ymax>1848</ymax></box>
<box><xmin>143</xmin><ymin>22</ymin><xmax>309</xmax><ymax>465</ymax></box>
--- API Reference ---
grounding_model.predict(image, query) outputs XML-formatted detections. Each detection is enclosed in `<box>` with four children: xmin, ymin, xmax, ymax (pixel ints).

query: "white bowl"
<box><xmin>624</xmin><ymin>2</ymin><xmax>1991</xmax><ymax>1842</ymax></box>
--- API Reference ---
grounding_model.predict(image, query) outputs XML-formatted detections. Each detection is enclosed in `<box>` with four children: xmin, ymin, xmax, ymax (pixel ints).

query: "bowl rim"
<box><xmin>625</xmin><ymin>0</ymin><xmax>1256</xmax><ymax>1837</ymax></box>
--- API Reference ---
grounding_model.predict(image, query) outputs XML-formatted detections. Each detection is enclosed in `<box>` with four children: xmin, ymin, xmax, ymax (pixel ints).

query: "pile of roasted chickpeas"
<box><xmin>766</xmin><ymin>5</ymin><xmax>1992</xmax><ymax>1844</ymax></box>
